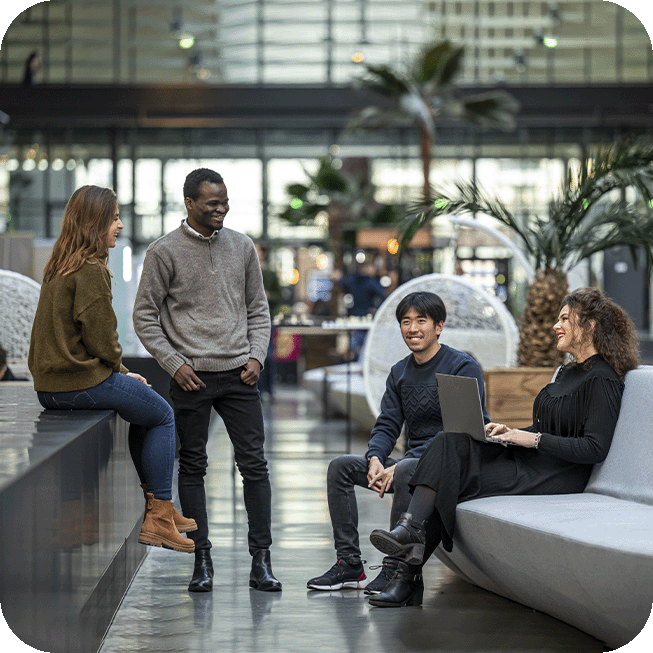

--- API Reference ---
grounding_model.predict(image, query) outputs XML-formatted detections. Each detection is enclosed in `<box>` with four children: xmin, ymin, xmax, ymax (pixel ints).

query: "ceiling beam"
<box><xmin>1</xmin><ymin>82</ymin><xmax>651</xmax><ymax>130</ymax></box>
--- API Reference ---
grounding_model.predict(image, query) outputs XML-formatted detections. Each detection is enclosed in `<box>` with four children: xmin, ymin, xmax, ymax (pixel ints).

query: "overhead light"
<box><xmin>534</xmin><ymin>30</ymin><xmax>558</xmax><ymax>48</ymax></box>
<box><xmin>179</xmin><ymin>35</ymin><xmax>195</xmax><ymax>49</ymax></box>
<box><xmin>315</xmin><ymin>254</ymin><xmax>329</xmax><ymax>270</ymax></box>
<box><xmin>351</xmin><ymin>52</ymin><xmax>365</xmax><ymax>63</ymax></box>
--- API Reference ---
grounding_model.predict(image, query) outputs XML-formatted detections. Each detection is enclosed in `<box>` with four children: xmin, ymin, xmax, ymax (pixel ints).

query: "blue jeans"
<box><xmin>37</xmin><ymin>373</ymin><xmax>175</xmax><ymax>500</ymax></box>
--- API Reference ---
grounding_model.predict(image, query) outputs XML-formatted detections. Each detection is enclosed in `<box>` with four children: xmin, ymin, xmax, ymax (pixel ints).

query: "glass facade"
<box><xmin>1</xmin><ymin>1</ymin><xmax>652</xmax><ymax>333</ymax></box>
<box><xmin>1</xmin><ymin>1</ymin><xmax>651</xmax><ymax>85</ymax></box>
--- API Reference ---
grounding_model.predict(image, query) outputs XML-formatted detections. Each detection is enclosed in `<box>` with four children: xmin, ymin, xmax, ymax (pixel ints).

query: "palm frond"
<box><xmin>400</xmin><ymin>135</ymin><xmax>653</xmax><ymax>274</ymax></box>
<box><xmin>460</xmin><ymin>91</ymin><xmax>520</xmax><ymax>131</ymax></box>
<box><xmin>559</xmin><ymin>202</ymin><xmax>653</xmax><ymax>272</ymax></box>
<box><xmin>356</xmin><ymin>64</ymin><xmax>410</xmax><ymax>96</ymax></box>
<box><xmin>286</xmin><ymin>183</ymin><xmax>310</xmax><ymax>199</ymax></box>
<box><xmin>313</xmin><ymin>160</ymin><xmax>348</xmax><ymax>193</ymax></box>
<box><xmin>401</xmin><ymin>180</ymin><xmax>535</xmax><ymax>256</ymax></box>
<box><xmin>551</xmin><ymin>136</ymin><xmax>653</xmax><ymax>234</ymax></box>
<box><xmin>412</xmin><ymin>41</ymin><xmax>455</xmax><ymax>85</ymax></box>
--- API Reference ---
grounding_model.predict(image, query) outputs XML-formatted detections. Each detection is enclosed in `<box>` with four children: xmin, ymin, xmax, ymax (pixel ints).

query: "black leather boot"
<box><xmin>369</xmin><ymin>512</ymin><xmax>426</xmax><ymax>565</ymax></box>
<box><xmin>188</xmin><ymin>549</ymin><xmax>214</xmax><ymax>592</ymax></box>
<box><xmin>249</xmin><ymin>550</ymin><xmax>282</xmax><ymax>592</ymax></box>
<box><xmin>368</xmin><ymin>562</ymin><xmax>423</xmax><ymax>608</ymax></box>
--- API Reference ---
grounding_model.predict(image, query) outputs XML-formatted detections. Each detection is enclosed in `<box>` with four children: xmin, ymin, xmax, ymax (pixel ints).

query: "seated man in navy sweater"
<box><xmin>307</xmin><ymin>291</ymin><xmax>489</xmax><ymax>597</ymax></box>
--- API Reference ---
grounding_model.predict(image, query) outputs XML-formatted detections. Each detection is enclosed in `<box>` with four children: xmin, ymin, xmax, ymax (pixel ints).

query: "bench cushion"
<box><xmin>437</xmin><ymin>494</ymin><xmax>653</xmax><ymax>648</ymax></box>
<box><xmin>586</xmin><ymin>366</ymin><xmax>653</xmax><ymax>505</ymax></box>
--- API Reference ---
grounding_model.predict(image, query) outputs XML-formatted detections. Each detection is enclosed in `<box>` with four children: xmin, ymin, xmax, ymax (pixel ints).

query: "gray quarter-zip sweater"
<box><xmin>133</xmin><ymin>221</ymin><xmax>270</xmax><ymax>377</ymax></box>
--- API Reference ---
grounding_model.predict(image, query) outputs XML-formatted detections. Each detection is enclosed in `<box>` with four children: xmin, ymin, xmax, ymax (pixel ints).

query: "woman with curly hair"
<box><xmin>29</xmin><ymin>185</ymin><xmax>196</xmax><ymax>554</ymax></box>
<box><xmin>367</xmin><ymin>287</ymin><xmax>639</xmax><ymax>607</ymax></box>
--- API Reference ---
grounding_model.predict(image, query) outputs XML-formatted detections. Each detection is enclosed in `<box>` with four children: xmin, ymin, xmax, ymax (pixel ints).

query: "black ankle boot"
<box><xmin>368</xmin><ymin>562</ymin><xmax>423</xmax><ymax>608</ymax></box>
<box><xmin>249</xmin><ymin>550</ymin><xmax>282</xmax><ymax>592</ymax></box>
<box><xmin>188</xmin><ymin>549</ymin><xmax>213</xmax><ymax>592</ymax></box>
<box><xmin>369</xmin><ymin>512</ymin><xmax>426</xmax><ymax>565</ymax></box>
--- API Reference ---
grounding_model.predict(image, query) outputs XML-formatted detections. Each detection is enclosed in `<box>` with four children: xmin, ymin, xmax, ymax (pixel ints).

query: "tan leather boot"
<box><xmin>138</xmin><ymin>493</ymin><xmax>195</xmax><ymax>553</ymax></box>
<box><xmin>140</xmin><ymin>483</ymin><xmax>197</xmax><ymax>533</ymax></box>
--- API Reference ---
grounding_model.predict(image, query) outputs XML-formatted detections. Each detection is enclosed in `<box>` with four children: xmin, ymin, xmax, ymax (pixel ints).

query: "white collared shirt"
<box><xmin>183</xmin><ymin>219</ymin><xmax>220</xmax><ymax>239</ymax></box>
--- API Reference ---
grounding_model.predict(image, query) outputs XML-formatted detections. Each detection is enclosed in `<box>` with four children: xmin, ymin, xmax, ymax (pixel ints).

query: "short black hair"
<box><xmin>395</xmin><ymin>291</ymin><xmax>446</xmax><ymax>325</ymax></box>
<box><xmin>183</xmin><ymin>168</ymin><xmax>224</xmax><ymax>201</ymax></box>
<box><xmin>0</xmin><ymin>346</ymin><xmax>6</xmax><ymax>369</ymax></box>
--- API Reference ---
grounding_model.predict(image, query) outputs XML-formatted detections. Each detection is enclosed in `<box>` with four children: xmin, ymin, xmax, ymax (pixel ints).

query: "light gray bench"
<box><xmin>435</xmin><ymin>365</ymin><xmax>653</xmax><ymax>649</ymax></box>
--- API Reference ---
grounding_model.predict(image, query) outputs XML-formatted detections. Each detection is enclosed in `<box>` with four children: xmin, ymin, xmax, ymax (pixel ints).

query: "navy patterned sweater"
<box><xmin>366</xmin><ymin>344</ymin><xmax>489</xmax><ymax>464</ymax></box>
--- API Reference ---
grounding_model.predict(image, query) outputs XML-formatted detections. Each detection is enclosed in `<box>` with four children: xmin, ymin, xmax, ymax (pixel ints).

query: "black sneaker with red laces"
<box><xmin>307</xmin><ymin>558</ymin><xmax>368</xmax><ymax>591</ymax></box>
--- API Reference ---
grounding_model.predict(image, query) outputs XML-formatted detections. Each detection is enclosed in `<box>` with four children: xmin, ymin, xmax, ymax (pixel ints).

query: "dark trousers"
<box><xmin>326</xmin><ymin>454</ymin><xmax>418</xmax><ymax>561</ymax></box>
<box><xmin>170</xmin><ymin>369</ymin><xmax>272</xmax><ymax>555</ymax></box>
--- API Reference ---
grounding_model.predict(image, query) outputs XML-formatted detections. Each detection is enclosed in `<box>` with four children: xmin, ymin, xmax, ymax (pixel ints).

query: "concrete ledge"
<box><xmin>0</xmin><ymin>385</ymin><xmax>147</xmax><ymax>653</ymax></box>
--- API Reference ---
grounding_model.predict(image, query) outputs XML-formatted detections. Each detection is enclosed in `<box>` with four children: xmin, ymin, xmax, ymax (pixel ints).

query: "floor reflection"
<box><xmin>99</xmin><ymin>385</ymin><xmax>605</xmax><ymax>653</ymax></box>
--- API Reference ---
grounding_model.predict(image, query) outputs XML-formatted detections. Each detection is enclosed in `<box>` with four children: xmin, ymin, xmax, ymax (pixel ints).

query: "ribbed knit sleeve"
<box><xmin>243</xmin><ymin>241</ymin><xmax>271</xmax><ymax>367</ymax></box>
<box><xmin>74</xmin><ymin>265</ymin><xmax>124</xmax><ymax>373</ymax></box>
<box><xmin>28</xmin><ymin>262</ymin><xmax>124</xmax><ymax>392</ymax></box>
<box><xmin>133</xmin><ymin>246</ymin><xmax>189</xmax><ymax>377</ymax></box>
<box><xmin>366</xmin><ymin>361</ymin><xmax>406</xmax><ymax>464</ymax></box>
<box><xmin>365</xmin><ymin>345</ymin><xmax>488</xmax><ymax>464</ymax></box>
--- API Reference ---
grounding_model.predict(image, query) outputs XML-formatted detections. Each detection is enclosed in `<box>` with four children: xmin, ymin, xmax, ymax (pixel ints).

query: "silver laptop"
<box><xmin>435</xmin><ymin>373</ymin><xmax>494</xmax><ymax>443</ymax></box>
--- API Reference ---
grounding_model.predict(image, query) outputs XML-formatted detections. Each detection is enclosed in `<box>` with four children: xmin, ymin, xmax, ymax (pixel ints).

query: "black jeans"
<box><xmin>326</xmin><ymin>454</ymin><xmax>418</xmax><ymax>561</ymax></box>
<box><xmin>170</xmin><ymin>368</ymin><xmax>272</xmax><ymax>555</ymax></box>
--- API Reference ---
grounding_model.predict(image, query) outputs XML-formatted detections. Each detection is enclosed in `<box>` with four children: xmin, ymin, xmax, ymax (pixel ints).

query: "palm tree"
<box><xmin>346</xmin><ymin>40</ymin><xmax>519</xmax><ymax>200</ymax></box>
<box><xmin>278</xmin><ymin>156</ymin><xmax>399</xmax><ymax>267</ymax></box>
<box><xmin>399</xmin><ymin>136</ymin><xmax>653</xmax><ymax>367</ymax></box>
<box><xmin>278</xmin><ymin>156</ymin><xmax>400</xmax><ymax>313</ymax></box>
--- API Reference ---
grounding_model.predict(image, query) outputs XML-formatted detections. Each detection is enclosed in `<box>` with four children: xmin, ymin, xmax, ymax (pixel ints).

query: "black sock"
<box><xmin>407</xmin><ymin>485</ymin><xmax>436</xmax><ymax>524</ymax></box>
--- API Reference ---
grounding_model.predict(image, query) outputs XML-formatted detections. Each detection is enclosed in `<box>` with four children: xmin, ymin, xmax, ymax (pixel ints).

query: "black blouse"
<box><xmin>531</xmin><ymin>355</ymin><xmax>624</xmax><ymax>465</ymax></box>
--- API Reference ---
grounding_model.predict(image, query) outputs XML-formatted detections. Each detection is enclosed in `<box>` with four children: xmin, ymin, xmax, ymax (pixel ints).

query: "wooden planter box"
<box><xmin>483</xmin><ymin>367</ymin><xmax>557</xmax><ymax>428</ymax></box>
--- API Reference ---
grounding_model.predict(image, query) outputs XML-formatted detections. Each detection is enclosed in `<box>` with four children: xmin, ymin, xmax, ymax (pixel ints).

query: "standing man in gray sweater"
<box><xmin>133</xmin><ymin>168</ymin><xmax>281</xmax><ymax>593</ymax></box>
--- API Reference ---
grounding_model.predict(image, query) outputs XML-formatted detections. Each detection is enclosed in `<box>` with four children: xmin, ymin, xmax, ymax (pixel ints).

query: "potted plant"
<box><xmin>400</xmin><ymin>135</ymin><xmax>653</xmax><ymax>369</ymax></box>
<box><xmin>278</xmin><ymin>156</ymin><xmax>400</xmax><ymax>268</ymax></box>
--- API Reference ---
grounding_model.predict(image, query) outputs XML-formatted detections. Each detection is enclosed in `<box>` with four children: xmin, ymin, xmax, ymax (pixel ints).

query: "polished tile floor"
<box><xmin>99</xmin><ymin>385</ymin><xmax>605</xmax><ymax>653</ymax></box>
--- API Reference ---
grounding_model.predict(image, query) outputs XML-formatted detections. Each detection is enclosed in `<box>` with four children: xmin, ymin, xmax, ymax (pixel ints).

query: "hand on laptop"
<box><xmin>486</xmin><ymin>422</ymin><xmax>509</xmax><ymax>438</ymax></box>
<box><xmin>486</xmin><ymin>423</ymin><xmax>540</xmax><ymax>448</ymax></box>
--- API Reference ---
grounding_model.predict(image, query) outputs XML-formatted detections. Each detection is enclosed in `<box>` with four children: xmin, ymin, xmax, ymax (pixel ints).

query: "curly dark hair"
<box><xmin>562</xmin><ymin>287</ymin><xmax>640</xmax><ymax>380</ymax></box>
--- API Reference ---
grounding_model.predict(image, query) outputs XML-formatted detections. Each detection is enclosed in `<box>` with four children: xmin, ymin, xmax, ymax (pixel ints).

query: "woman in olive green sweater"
<box><xmin>29</xmin><ymin>185</ymin><xmax>195</xmax><ymax>554</ymax></box>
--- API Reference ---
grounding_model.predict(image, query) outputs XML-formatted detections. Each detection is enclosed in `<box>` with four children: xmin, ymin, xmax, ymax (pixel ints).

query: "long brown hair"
<box><xmin>563</xmin><ymin>287</ymin><xmax>640</xmax><ymax>380</ymax></box>
<box><xmin>42</xmin><ymin>185</ymin><xmax>117</xmax><ymax>283</ymax></box>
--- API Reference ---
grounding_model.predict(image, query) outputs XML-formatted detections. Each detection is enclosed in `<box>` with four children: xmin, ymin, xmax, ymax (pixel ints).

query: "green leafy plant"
<box><xmin>400</xmin><ymin>136</ymin><xmax>653</xmax><ymax>366</ymax></box>
<box><xmin>346</xmin><ymin>40</ymin><xmax>519</xmax><ymax>200</ymax></box>
<box><xmin>278</xmin><ymin>157</ymin><xmax>399</xmax><ymax>230</ymax></box>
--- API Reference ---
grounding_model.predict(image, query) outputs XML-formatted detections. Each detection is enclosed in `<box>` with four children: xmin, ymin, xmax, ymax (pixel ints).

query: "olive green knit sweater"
<box><xmin>29</xmin><ymin>261</ymin><xmax>128</xmax><ymax>392</ymax></box>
